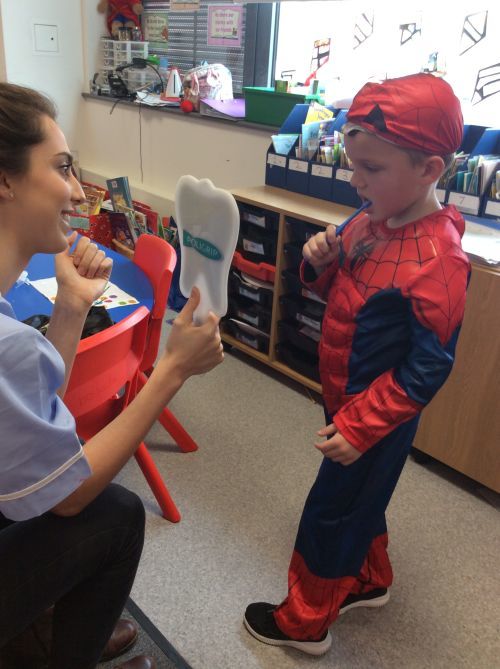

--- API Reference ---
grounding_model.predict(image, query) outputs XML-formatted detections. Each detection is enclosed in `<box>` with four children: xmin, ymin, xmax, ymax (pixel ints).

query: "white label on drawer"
<box><xmin>237</xmin><ymin>310</ymin><xmax>259</xmax><ymax>326</ymax></box>
<box><xmin>448</xmin><ymin>192</ymin><xmax>481</xmax><ymax>215</ymax></box>
<box><xmin>288</xmin><ymin>159</ymin><xmax>309</xmax><ymax>173</ymax></box>
<box><xmin>239</xmin><ymin>286</ymin><xmax>258</xmax><ymax>301</ymax></box>
<box><xmin>335</xmin><ymin>168</ymin><xmax>353</xmax><ymax>183</ymax></box>
<box><xmin>485</xmin><ymin>199</ymin><xmax>500</xmax><ymax>218</ymax></box>
<box><xmin>243</xmin><ymin>212</ymin><xmax>266</xmax><ymax>227</ymax></box>
<box><xmin>311</xmin><ymin>164</ymin><xmax>333</xmax><ymax>179</ymax></box>
<box><xmin>243</xmin><ymin>239</ymin><xmax>264</xmax><ymax>255</ymax></box>
<box><xmin>240</xmin><ymin>333</ymin><xmax>258</xmax><ymax>349</ymax></box>
<box><xmin>436</xmin><ymin>188</ymin><xmax>446</xmax><ymax>203</ymax></box>
<box><xmin>297</xmin><ymin>313</ymin><xmax>321</xmax><ymax>331</ymax></box>
<box><xmin>267</xmin><ymin>153</ymin><xmax>286</xmax><ymax>168</ymax></box>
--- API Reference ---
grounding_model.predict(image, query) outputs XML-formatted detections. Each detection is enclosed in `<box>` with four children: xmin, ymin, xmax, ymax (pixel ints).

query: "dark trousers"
<box><xmin>0</xmin><ymin>483</ymin><xmax>145</xmax><ymax>669</ymax></box>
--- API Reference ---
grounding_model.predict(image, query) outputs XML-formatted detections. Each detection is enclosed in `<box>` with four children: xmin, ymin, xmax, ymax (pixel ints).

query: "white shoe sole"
<box><xmin>339</xmin><ymin>589</ymin><xmax>390</xmax><ymax>615</ymax></box>
<box><xmin>243</xmin><ymin>617</ymin><xmax>332</xmax><ymax>656</ymax></box>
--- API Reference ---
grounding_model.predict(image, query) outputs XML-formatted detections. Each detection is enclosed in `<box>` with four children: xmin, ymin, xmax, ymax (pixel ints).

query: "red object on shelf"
<box><xmin>232</xmin><ymin>250</ymin><xmax>275</xmax><ymax>283</ymax></box>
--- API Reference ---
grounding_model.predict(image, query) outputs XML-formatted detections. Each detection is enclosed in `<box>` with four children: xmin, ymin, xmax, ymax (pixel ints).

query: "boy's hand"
<box><xmin>55</xmin><ymin>232</ymin><xmax>113</xmax><ymax>310</ymax></box>
<box><xmin>314</xmin><ymin>421</ymin><xmax>361</xmax><ymax>465</ymax></box>
<box><xmin>302</xmin><ymin>225</ymin><xmax>339</xmax><ymax>273</ymax></box>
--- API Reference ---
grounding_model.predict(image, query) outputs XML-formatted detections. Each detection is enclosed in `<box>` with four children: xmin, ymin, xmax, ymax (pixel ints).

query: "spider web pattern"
<box><xmin>274</xmin><ymin>534</ymin><xmax>393</xmax><ymax>638</ymax></box>
<box><xmin>318</xmin><ymin>209</ymin><xmax>469</xmax><ymax>447</ymax></box>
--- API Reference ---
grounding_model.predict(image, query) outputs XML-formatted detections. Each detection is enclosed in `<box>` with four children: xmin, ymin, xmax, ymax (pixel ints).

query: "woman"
<box><xmin>0</xmin><ymin>82</ymin><xmax>223</xmax><ymax>669</ymax></box>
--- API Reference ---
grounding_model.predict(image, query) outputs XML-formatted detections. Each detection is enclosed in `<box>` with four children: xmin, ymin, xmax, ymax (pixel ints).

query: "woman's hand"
<box><xmin>54</xmin><ymin>232</ymin><xmax>113</xmax><ymax>311</ymax></box>
<box><xmin>303</xmin><ymin>225</ymin><xmax>339</xmax><ymax>273</ymax></box>
<box><xmin>314</xmin><ymin>421</ymin><xmax>361</xmax><ymax>465</ymax></box>
<box><xmin>162</xmin><ymin>287</ymin><xmax>224</xmax><ymax>380</ymax></box>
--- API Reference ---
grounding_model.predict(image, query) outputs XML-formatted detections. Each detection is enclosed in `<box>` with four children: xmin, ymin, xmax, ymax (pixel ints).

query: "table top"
<box><xmin>6</xmin><ymin>245</ymin><xmax>154</xmax><ymax>322</ymax></box>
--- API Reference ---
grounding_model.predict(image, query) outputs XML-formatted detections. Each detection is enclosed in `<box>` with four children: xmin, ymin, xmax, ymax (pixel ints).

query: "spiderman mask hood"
<box><xmin>345</xmin><ymin>73</ymin><xmax>463</xmax><ymax>155</ymax></box>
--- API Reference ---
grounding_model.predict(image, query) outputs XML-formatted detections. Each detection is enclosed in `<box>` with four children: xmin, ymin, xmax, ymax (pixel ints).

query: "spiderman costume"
<box><xmin>273</xmin><ymin>205</ymin><xmax>470</xmax><ymax>640</ymax></box>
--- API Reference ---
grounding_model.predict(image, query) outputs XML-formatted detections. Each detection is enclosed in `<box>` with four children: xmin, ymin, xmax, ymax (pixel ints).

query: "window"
<box><xmin>142</xmin><ymin>0</ymin><xmax>278</xmax><ymax>93</ymax></box>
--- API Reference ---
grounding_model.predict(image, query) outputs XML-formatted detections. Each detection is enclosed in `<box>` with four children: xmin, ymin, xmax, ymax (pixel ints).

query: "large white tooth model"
<box><xmin>175</xmin><ymin>175</ymin><xmax>240</xmax><ymax>324</ymax></box>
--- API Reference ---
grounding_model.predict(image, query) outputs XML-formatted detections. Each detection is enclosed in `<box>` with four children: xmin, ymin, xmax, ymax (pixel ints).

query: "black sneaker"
<box><xmin>243</xmin><ymin>602</ymin><xmax>332</xmax><ymax>656</ymax></box>
<box><xmin>339</xmin><ymin>588</ymin><xmax>390</xmax><ymax>615</ymax></box>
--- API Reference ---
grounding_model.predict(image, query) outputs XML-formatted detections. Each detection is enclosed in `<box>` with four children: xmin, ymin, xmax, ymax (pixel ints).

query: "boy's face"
<box><xmin>344</xmin><ymin>131</ymin><xmax>429</xmax><ymax>224</ymax></box>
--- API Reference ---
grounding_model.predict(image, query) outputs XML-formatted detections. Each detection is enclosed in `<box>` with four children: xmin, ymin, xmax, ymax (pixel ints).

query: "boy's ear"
<box><xmin>420</xmin><ymin>156</ymin><xmax>445</xmax><ymax>184</ymax></box>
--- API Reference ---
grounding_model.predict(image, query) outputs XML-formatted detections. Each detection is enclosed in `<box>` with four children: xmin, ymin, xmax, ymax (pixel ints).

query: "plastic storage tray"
<box><xmin>278</xmin><ymin>320</ymin><xmax>319</xmax><ymax>357</ymax></box>
<box><xmin>276</xmin><ymin>342</ymin><xmax>320</xmax><ymax>383</ymax></box>
<box><xmin>228</xmin><ymin>296</ymin><xmax>272</xmax><ymax>333</ymax></box>
<box><xmin>225</xmin><ymin>319</ymin><xmax>269</xmax><ymax>353</ymax></box>
<box><xmin>229</xmin><ymin>270</ymin><xmax>273</xmax><ymax>307</ymax></box>
<box><xmin>280</xmin><ymin>293</ymin><xmax>325</xmax><ymax>332</ymax></box>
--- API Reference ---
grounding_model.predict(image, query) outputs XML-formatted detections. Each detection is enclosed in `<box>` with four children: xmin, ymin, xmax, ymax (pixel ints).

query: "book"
<box><xmin>106</xmin><ymin>176</ymin><xmax>133</xmax><ymax>213</ymax></box>
<box><xmin>109</xmin><ymin>211</ymin><xmax>136</xmax><ymax>250</ymax></box>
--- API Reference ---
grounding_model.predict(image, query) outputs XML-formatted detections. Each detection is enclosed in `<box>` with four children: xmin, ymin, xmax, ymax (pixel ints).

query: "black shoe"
<box><xmin>339</xmin><ymin>588</ymin><xmax>390</xmax><ymax>615</ymax></box>
<box><xmin>243</xmin><ymin>602</ymin><xmax>332</xmax><ymax>656</ymax></box>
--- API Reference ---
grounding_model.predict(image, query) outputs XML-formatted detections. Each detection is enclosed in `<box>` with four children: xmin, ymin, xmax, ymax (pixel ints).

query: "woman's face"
<box><xmin>9</xmin><ymin>115</ymin><xmax>85</xmax><ymax>256</ymax></box>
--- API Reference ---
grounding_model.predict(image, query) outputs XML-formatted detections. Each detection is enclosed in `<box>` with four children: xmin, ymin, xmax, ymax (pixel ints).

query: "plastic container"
<box><xmin>243</xmin><ymin>87</ymin><xmax>309</xmax><ymax>126</ymax></box>
<box><xmin>175</xmin><ymin>175</ymin><xmax>240</xmax><ymax>324</ymax></box>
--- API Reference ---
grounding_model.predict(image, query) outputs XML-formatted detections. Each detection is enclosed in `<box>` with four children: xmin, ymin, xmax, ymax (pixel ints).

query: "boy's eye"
<box><xmin>364</xmin><ymin>164</ymin><xmax>381</xmax><ymax>173</ymax></box>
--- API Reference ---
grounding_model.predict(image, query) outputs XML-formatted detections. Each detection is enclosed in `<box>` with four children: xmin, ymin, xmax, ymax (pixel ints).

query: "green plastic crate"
<box><xmin>243</xmin><ymin>86</ymin><xmax>308</xmax><ymax>126</ymax></box>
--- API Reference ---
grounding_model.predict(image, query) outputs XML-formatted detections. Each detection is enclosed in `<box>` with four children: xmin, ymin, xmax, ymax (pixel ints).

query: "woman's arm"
<box><xmin>51</xmin><ymin>288</ymin><xmax>223</xmax><ymax>516</ymax></box>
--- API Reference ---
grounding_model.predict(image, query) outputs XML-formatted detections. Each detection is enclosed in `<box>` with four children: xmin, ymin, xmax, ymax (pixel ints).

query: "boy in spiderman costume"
<box><xmin>244</xmin><ymin>73</ymin><xmax>470</xmax><ymax>655</ymax></box>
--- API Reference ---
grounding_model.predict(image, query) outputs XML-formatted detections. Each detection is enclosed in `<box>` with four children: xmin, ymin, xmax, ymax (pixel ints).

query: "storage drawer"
<box><xmin>278</xmin><ymin>319</ymin><xmax>320</xmax><ymax>357</ymax></box>
<box><xmin>285</xmin><ymin>217</ymin><xmax>320</xmax><ymax>244</ymax></box>
<box><xmin>239</xmin><ymin>204</ymin><xmax>279</xmax><ymax>233</ymax></box>
<box><xmin>229</xmin><ymin>270</ymin><xmax>273</xmax><ymax>307</ymax></box>
<box><xmin>281</xmin><ymin>269</ymin><xmax>326</xmax><ymax>304</ymax></box>
<box><xmin>283</xmin><ymin>241</ymin><xmax>304</xmax><ymax>269</ymax></box>
<box><xmin>276</xmin><ymin>342</ymin><xmax>320</xmax><ymax>383</ymax></box>
<box><xmin>225</xmin><ymin>319</ymin><xmax>269</xmax><ymax>353</ymax></box>
<box><xmin>228</xmin><ymin>296</ymin><xmax>272</xmax><ymax>332</ymax></box>
<box><xmin>280</xmin><ymin>293</ymin><xmax>324</xmax><ymax>332</ymax></box>
<box><xmin>232</xmin><ymin>250</ymin><xmax>275</xmax><ymax>283</ymax></box>
<box><xmin>239</xmin><ymin>226</ymin><xmax>277</xmax><ymax>264</ymax></box>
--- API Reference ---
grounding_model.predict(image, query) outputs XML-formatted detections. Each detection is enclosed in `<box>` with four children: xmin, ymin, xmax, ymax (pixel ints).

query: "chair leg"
<box><xmin>138</xmin><ymin>371</ymin><xmax>198</xmax><ymax>453</ymax></box>
<box><xmin>157</xmin><ymin>407</ymin><xmax>198</xmax><ymax>453</ymax></box>
<box><xmin>134</xmin><ymin>443</ymin><xmax>181</xmax><ymax>522</ymax></box>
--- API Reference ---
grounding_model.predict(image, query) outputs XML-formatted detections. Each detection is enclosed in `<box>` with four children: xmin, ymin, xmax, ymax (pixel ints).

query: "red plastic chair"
<box><xmin>64</xmin><ymin>306</ymin><xmax>181</xmax><ymax>522</ymax></box>
<box><xmin>133</xmin><ymin>234</ymin><xmax>198</xmax><ymax>453</ymax></box>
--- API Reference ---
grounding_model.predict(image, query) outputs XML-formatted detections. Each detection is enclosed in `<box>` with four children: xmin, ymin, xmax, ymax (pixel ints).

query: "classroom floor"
<box><xmin>115</xmin><ymin>314</ymin><xmax>500</xmax><ymax>669</ymax></box>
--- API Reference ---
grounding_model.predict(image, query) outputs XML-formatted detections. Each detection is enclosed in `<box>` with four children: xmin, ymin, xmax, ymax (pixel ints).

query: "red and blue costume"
<box><xmin>274</xmin><ymin>206</ymin><xmax>470</xmax><ymax>639</ymax></box>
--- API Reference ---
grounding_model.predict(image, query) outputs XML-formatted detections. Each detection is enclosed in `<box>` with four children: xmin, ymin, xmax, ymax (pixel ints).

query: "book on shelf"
<box><xmin>109</xmin><ymin>211</ymin><xmax>136</xmax><ymax>250</ymax></box>
<box><xmin>106</xmin><ymin>176</ymin><xmax>133</xmax><ymax>212</ymax></box>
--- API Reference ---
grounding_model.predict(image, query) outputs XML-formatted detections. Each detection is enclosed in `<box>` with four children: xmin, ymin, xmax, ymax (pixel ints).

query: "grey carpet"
<box><xmin>113</xmin><ymin>312</ymin><xmax>500</xmax><ymax>669</ymax></box>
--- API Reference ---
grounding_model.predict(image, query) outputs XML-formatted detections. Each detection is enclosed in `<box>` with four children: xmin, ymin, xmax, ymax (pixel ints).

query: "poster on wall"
<box><xmin>207</xmin><ymin>5</ymin><xmax>243</xmax><ymax>48</ymax></box>
<box><xmin>143</xmin><ymin>12</ymin><xmax>169</xmax><ymax>47</ymax></box>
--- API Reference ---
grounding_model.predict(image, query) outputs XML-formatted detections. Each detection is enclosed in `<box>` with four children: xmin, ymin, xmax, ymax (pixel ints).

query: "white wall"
<box><xmin>0</xmin><ymin>0</ymin><xmax>85</xmax><ymax>149</ymax></box>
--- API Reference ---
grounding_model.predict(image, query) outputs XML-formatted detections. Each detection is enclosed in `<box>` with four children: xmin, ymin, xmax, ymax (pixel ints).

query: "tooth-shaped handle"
<box><xmin>175</xmin><ymin>175</ymin><xmax>240</xmax><ymax>324</ymax></box>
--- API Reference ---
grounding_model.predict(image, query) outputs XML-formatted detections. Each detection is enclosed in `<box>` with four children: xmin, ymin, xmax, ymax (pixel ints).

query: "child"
<box><xmin>244</xmin><ymin>73</ymin><xmax>470</xmax><ymax>656</ymax></box>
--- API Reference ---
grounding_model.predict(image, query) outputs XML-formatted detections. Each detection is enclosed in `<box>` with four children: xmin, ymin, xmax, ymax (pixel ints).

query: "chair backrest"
<box><xmin>64</xmin><ymin>306</ymin><xmax>149</xmax><ymax>419</ymax></box>
<box><xmin>133</xmin><ymin>234</ymin><xmax>177</xmax><ymax>371</ymax></box>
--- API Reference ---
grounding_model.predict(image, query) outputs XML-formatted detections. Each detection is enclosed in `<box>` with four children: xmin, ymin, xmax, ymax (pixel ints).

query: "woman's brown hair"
<box><xmin>0</xmin><ymin>82</ymin><xmax>57</xmax><ymax>176</ymax></box>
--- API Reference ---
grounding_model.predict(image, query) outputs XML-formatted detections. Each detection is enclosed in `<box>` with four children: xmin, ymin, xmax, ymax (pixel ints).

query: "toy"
<box><xmin>175</xmin><ymin>175</ymin><xmax>240</xmax><ymax>324</ymax></box>
<box><xmin>97</xmin><ymin>0</ymin><xmax>144</xmax><ymax>39</ymax></box>
<box><xmin>180</xmin><ymin>100</ymin><xmax>194</xmax><ymax>114</ymax></box>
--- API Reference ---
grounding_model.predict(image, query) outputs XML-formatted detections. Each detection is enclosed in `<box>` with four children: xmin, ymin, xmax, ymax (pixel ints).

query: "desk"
<box><xmin>6</xmin><ymin>245</ymin><xmax>154</xmax><ymax>322</ymax></box>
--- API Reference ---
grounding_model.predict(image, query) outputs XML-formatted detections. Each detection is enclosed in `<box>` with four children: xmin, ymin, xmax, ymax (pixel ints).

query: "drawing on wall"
<box><xmin>399</xmin><ymin>21</ymin><xmax>421</xmax><ymax>46</ymax></box>
<box><xmin>460</xmin><ymin>11</ymin><xmax>488</xmax><ymax>55</ymax></box>
<box><xmin>353</xmin><ymin>11</ymin><xmax>374</xmax><ymax>50</ymax></box>
<box><xmin>310</xmin><ymin>38</ymin><xmax>330</xmax><ymax>73</ymax></box>
<box><xmin>471</xmin><ymin>63</ymin><xmax>500</xmax><ymax>105</ymax></box>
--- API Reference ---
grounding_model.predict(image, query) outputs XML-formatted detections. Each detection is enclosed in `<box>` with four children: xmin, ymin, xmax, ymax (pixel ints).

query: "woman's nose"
<box><xmin>70</xmin><ymin>170</ymin><xmax>86</xmax><ymax>204</ymax></box>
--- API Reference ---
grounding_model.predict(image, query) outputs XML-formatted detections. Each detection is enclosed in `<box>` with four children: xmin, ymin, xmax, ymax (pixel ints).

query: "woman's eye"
<box><xmin>59</xmin><ymin>163</ymin><xmax>72</xmax><ymax>176</ymax></box>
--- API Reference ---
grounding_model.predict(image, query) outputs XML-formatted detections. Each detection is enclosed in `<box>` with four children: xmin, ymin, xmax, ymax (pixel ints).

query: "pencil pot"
<box><xmin>308</xmin><ymin>161</ymin><xmax>334</xmax><ymax>201</ymax></box>
<box><xmin>265</xmin><ymin>149</ymin><xmax>287</xmax><ymax>188</ymax></box>
<box><xmin>332</xmin><ymin>168</ymin><xmax>362</xmax><ymax>208</ymax></box>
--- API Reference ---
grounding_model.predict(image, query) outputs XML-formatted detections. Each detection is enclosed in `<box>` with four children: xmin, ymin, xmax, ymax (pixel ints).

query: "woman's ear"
<box><xmin>420</xmin><ymin>155</ymin><xmax>445</xmax><ymax>184</ymax></box>
<box><xmin>0</xmin><ymin>171</ymin><xmax>15</xmax><ymax>202</ymax></box>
